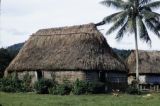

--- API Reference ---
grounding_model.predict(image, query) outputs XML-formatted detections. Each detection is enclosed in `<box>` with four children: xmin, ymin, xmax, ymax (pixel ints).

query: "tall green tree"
<box><xmin>96</xmin><ymin>0</ymin><xmax>160</xmax><ymax>83</ymax></box>
<box><xmin>0</xmin><ymin>48</ymin><xmax>12</xmax><ymax>78</ymax></box>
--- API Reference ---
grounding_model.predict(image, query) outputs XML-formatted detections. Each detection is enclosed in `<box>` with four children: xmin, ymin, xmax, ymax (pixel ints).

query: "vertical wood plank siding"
<box><xmin>106</xmin><ymin>73</ymin><xmax>127</xmax><ymax>91</ymax></box>
<box><xmin>129</xmin><ymin>75</ymin><xmax>160</xmax><ymax>84</ymax></box>
<box><xmin>85</xmin><ymin>71</ymin><xmax>99</xmax><ymax>82</ymax></box>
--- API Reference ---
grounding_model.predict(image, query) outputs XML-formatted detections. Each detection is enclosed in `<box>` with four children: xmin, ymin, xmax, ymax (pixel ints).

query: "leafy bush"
<box><xmin>87</xmin><ymin>82</ymin><xmax>105</xmax><ymax>94</ymax></box>
<box><xmin>0</xmin><ymin>72</ymin><xmax>34</xmax><ymax>92</ymax></box>
<box><xmin>127</xmin><ymin>80</ymin><xmax>141</xmax><ymax>95</ymax></box>
<box><xmin>34</xmin><ymin>78</ymin><xmax>55</xmax><ymax>94</ymax></box>
<box><xmin>48</xmin><ymin>86</ymin><xmax>58</xmax><ymax>95</ymax></box>
<box><xmin>72</xmin><ymin>79</ymin><xmax>106</xmax><ymax>95</ymax></box>
<box><xmin>127</xmin><ymin>85</ymin><xmax>141</xmax><ymax>95</ymax></box>
<box><xmin>49</xmin><ymin>80</ymin><xmax>72</xmax><ymax>95</ymax></box>
<box><xmin>58</xmin><ymin>82</ymin><xmax>72</xmax><ymax>95</ymax></box>
<box><xmin>72</xmin><ymin>79</ymin><xmax>88</xmax><ymax>95</ymax></box>
<box><xmin>0</xmin><ymin>77</ymin><xmax>24</xmax><ymax>92</ymax></box>
<box><xmin>0</xmin><ymin>75</ymin><xmax>105</xmax><ymax>95</ymax></box>
<box><xmin>22</xmin><ymin>73</ymin><xmax>33</xmax><ymax>92</ymax></box>
<box><xmin>49</xmin><ymin>84</ymin><xmax>72</xmax><ymax>95</ymax></box>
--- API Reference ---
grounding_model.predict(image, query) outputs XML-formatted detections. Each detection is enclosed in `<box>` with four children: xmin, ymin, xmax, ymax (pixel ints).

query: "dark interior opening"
<box><xmin>99</xmin><ymin>71</ymin><xmax>105</xmax><ymax>82</ymax></box>
<box><xmin>37</xmin><ymin>71</ymin><xmax>42</xmax><ymax>80</ymax></box>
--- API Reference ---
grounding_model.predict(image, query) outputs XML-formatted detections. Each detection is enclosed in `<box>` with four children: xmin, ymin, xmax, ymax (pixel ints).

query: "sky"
<box><xmin>0</xmin><ymin>0</ymin><xmax>160</xmax><ymax>50</ymax></box>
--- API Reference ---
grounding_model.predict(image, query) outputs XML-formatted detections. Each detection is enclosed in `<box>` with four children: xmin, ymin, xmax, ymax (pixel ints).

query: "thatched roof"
<box><xmin>6</xmin><ymin>23</ymin><xmax>126</xmax><ymax>73</ymax></box>
<box><xmin>127</xmin><ymin>50</ymin><xmax>160</xmax><ymax>74</ymax></box>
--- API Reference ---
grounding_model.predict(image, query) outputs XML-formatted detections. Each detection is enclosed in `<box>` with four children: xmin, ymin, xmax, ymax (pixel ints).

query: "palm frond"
<box><xmin>157</xmin><ymin>25</ymin><xmax>160</xmax><ymax>31</ymax></box>
<box><xmin>143</xmin><ymin>1</ymin><xmax>160</xmax><ymax>9</ymax></box>
<box><xmin>138</xmin><ymin>16</ymin><xmax>151</xmax><ymax>44</ymax></box>
<box><xmin>149</xmin><ymin>18</ymin><xmax>160</xmax><ymax>30</ymax></box>
<box><xmin>128</xmin><ymin>0</ymin><xmax>134</xmax><ymax>3</ymax></box>
<box><xmin>139</xmin><ymin>0</ymin><xmax>152</xmax><ymax>5</ymax></box>
<box><xmin>140</xmin><ymin>7</ymin><xmax>160</xmax><ymax>26</ymax></box>
<box><xmin>100</xmin><ymin>0</ymin><xmax>125</xmax><ymax>9</ymax></box>
<box><xmin>116</xmin><ymin>19</ymin><xmax>129</xmax><ymax>41</ymax></box>
<box><xmin>141</xmin><ymin>10</ymin><xmax>160</xmax><ymax>20</ymax></box>
<box><xmin>106</xmin><ymin>15</ymin><xmax>127</xmax><ymax>35</ymax></box>
<box><xmin>145</xmin><ymin>19</ymin><xmax>160</xmax><ymax>38</ymax></box>
<box><xmin>139</xmin><ymin>5</ymin><xmax>152</xmax><ymax>11</ymax></box>
<box><xmin>103</xmin><ymin>11</ymin><xmax>123</xmax><ymax>23</ymax></box>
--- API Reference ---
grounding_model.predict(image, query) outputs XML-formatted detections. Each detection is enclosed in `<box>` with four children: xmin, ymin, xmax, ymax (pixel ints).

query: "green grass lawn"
<box><xmin>1</xmin><ymin>92</ymin><xmax>160</xmax><ymax>106</ymax></box>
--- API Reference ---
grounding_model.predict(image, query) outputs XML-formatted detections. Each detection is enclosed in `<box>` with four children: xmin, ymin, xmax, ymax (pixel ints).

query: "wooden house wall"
<box><xmin>106</xmin><ymin>73</ymin><xmax>127</xmax><ymax>83</ymax></box>
<box><xmin>145</xmin><ymin>75</ymin><xmax>160</xmax><ymax>84</ymax></box>
<box><xmin>43</xmin><ymin>71</ymin><xmax>86</xmax><ymax>83</ymax></box>
<box><xmin>105</xmin><ymin>72</ymin><xmax>127</xmax><ymax>91</ymax></box>
<box><xmin>17</xmin><ymin>71</ymin><xmax>86</xmax><ymax>83</ymax></box>
<box><xmin>16</xmin><ymin>71</ymin><xmax>127</xmax><ymax>92</ymax></box>
<box><xmin>128</xmin><ymin>75</ymin><xmax>146</xmax><ymax>84</ymax></box>
<box><xmin>128</xmin><ymin>75</ymin><xmax>160</xmax><ymax>84</ymax></box>
<box><xmin>17</xmin><ymin>71</ymin><xmax>37</xmax><ymax>84</ymax></box>
<box><xmin>85</xmin><ymin>71</ymin><xmax>99</xmax><ymax>82</ymax></box>
<box><xmin>43</xmin><ymin>71</ymin><xmax>99</xmax><ymax>83</ymax></box>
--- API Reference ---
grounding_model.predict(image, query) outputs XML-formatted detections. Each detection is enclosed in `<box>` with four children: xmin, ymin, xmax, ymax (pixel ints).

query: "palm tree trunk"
<box><xmin>134</xmin><ymin>20</ymin><xmax>139</xmax><ymax>85</ymax></box>
<box><xmin>135</xmin><ymin>30</ymin><xmax>139</xmax><ymax>82</ymax></box>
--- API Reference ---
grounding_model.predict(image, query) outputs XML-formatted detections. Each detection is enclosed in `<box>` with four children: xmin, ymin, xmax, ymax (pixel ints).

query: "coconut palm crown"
<box><xmin>96</xmin><ymin>0</ymin><xmax>160</xmax><ymax>82</ymax></box>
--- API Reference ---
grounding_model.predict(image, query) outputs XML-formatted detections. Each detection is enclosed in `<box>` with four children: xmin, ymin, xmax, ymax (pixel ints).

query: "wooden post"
<box><xmin>157</xmin><ymin>85</ymin><xmax>159</xmax><ymax>91</ymax></box>
<box><xmin>150</xmin><ymin>84</ymin><xmax>151</xmax><ymax>91</ymax></box>
<box><xmin>154</xmin><ymin>85</ymin><xmax>156</xmax><ymax>91</ymax></box>
<box><xmin>139</xmin><ymin>84</ymin><xmax>142</xmax><ymax>91</ymax></box>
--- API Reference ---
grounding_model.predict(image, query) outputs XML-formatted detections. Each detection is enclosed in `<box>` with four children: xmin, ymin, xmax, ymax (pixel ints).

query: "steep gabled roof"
<box><xmin>6</xmin><ymin>23</ymin><xmax>126</xmax><ymax>72</ymax></box>
<box><xmin>127</xmin><ymin>50</ymin><xmax>160</xmax><ymax>74</ymax></box>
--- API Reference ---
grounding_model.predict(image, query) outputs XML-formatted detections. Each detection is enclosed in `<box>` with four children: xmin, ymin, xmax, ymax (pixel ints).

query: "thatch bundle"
<box><xmin>6</xmin><ymin>23</ymin><xmax>126</xmax><ymax>73</ymax></box>
<box><xmin>127</xmin><ymin>50</ymin><xmax>160</xmax><ymax>74</ymax></box>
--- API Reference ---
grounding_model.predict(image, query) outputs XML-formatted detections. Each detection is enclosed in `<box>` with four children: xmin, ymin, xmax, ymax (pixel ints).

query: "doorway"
<box><xmin>99</xmin><ymin>71</ymin><xmax>105</xmax><ymax>82</ymax></box>
<box><xmin>36</xmin><ymin>71</ymin><xmax>43</xmax><ymax>80</ymax></box>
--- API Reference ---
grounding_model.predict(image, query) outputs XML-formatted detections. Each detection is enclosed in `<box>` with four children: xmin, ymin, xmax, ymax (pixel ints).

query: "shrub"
<box><xmin>49</xmin><ymin>84</ymin><xmax>72</xmax><ymax>95</ymax></box>
<box><xmin>21</xmin><ymin>73</ymin><xmax>33</xmax><ymax>92</ymax></box>
<box><xmin>34</xmin><ymin>78</ymin><xmax>55</xmax><ymax>94</ymax></box>
<box><xmin>72</xmin><ymin>79</ymin><xmax>106</xmax><ymax>95</ymax></box>
<box><xmin>0</xmin><ymin>72</ymin><xmax>34</xmax><ymax>93</ymax></box>
<box><xmin>127</xmin><ymin>80</ymin><xmax>141</xmax><ymax>95</ymax></box>
<box><xmin>87</xmin><ymin>82</ymin><xmax>105</xmax><ymax>94</ymax></box>
<box><xmin>127</xmin><ymin>85</ymin><xmax>141</xmax><ymax>95</ymax></box>
<box><xmin>72</xmin><ymin>79</ymin><xmax>88</xmax><ymax>95</ymax></box>
<box><xmin>0</xmin><ymin>77</ymin><xmax>24</xmax><ymax>92</ymax></box>
<box><xmin>49</xmin><ymin>80</ymin><xmax>72</xmax><ymax>95</ymax></box>
<box><xmin>48</xmin><ymin>86</ymin><xmax>58</xmax><ymax>95</ymax></box>
<box><xmin>57</xmin><ymin>84</ymin><xmax>71</xmax><ymax>95</ymax></box>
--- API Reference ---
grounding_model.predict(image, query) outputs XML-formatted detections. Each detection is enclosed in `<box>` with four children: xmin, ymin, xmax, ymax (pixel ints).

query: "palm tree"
<box><xmin>96</xmin><ymin>0</ymin><xmax>160</xmax><ymax>85</ymax></box>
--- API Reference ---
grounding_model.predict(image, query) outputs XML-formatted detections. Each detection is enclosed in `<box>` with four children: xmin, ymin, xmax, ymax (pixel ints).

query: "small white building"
<box><xmin>127</xmin><ymin>51</ymin><xmax>160</xmax><ymax>91</ymax></box>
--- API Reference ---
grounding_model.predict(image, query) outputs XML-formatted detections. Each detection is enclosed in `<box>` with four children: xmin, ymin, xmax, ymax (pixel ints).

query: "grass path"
<box><xmin>1</xmin><ymin>92</ymin><xmax>160</xmax><ymax>106</ymax></box>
